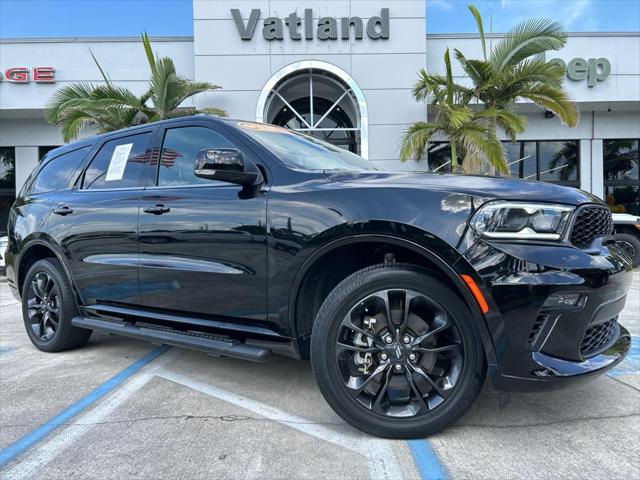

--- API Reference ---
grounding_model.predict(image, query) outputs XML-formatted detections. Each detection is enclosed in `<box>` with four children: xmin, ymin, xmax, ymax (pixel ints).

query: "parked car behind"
<box><xmin>612</xmin><ymin>213</ymin><xmax>640</xmax><ymax>268</ymax></box>
<box><xmin>4</xmin><ymin>116</ymin><xmax>634</xmax><ymax>438</ymax></box>
<box><xmin>0</xmin><ymin>235</ymin><xmax>8</xmax><ymax>275</ymax></box>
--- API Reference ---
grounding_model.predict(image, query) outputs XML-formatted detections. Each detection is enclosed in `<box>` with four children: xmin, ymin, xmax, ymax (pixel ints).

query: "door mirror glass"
<box><xmin>194</xmin><ymin>148</ymin><xmax>263</xmax><ymax>186</ymax></box>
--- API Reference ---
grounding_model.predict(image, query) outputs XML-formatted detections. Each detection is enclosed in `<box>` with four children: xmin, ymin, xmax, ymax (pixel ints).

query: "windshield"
<box><xmin>236</xmin><ymin>122</ymin><xmax>380</xmax><ymax>171</ymax></box>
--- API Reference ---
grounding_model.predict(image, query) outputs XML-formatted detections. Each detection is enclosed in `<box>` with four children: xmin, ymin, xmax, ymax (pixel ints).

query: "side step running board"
<box><xmin>71</xmin><ymin>317</ymin><xmax>272</xmax><ymax>363</ymax></box>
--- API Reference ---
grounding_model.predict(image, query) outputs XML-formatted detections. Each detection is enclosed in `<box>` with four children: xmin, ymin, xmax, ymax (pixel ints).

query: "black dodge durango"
<box><xmin>5</xmin><ymin>116</ymin><xmax>633</xmax><ymax>438</ymax></box>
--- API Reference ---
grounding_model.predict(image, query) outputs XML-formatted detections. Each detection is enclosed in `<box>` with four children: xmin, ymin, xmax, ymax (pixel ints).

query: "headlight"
<box><xmin>470</xmin><ymin>202</ymin><xmax>574</xmax><ymax>240</ymax></box>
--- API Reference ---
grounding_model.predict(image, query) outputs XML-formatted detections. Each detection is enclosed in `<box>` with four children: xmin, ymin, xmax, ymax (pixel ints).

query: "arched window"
<box><xmin>256</xmin><ymin>61</ymin><xmax>369</xmax><ymax>159</ymax></box>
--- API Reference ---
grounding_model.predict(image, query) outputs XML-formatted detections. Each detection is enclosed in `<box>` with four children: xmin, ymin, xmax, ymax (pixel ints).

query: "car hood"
<box><xmin>325</xmin><ymin>171</ymin><xmax>602</xmax><ymax>207</ymax></box>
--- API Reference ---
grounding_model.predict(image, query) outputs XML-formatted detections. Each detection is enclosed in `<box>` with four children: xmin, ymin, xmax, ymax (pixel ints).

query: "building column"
<box><xmin>579</xmin><ymin>139</ymin><xmax>591</xmax><ymax>192</ymax></box>
<box><xmin>14</xmin><ymin>147</ymin><xmax>39</xmax><ymax>194</ymax></box>
<box><xmin>590</xmin><ymin>139</ymin><xmax>604</xmax><ymax>199</ymax></box>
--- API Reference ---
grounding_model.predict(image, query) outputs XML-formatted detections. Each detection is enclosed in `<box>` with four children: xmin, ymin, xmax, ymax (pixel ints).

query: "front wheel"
<box><xmin>310</xmin><ymin>263</ymin><xmax>485</xmax><ymax>438</ymax></box>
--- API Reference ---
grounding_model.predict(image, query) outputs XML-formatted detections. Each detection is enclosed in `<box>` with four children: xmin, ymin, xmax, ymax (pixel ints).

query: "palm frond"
<box><xmin>171</xmin><ymin>81</ymin><xmax>222</xmax><ymax>110</ymax></box>
<box><xmin>413</xmin><ymin>68</ymin><xmax>475</xmax><ymax>104</ymax></box>
<box><xmin>46</xmin><ymin>31</ymin><xmax>226</xmax><ymax>139</ymax></box>
<box><xmin>57</xmin><ymin>108</ymin><xmax>95</xmax><ymax>142</ymax></box>
<box><xmin>46</xmin><ymin>82</ymin><xmax>98</xmax><ymax>123</ymax></box>
<box><xmin>477</xmin><ymin>107</ymin><xmax>527</xmax><ymax>141</ymax></box>
<box><xmin>518</xmin><ymin>83</ymin><xmax>579</xmax><ymax>127</ymax></box>
<box><xmin>197</xmin><ymin>107</ymin><xmax>228</xmax><ymax>117</ymax></box>
<box><xmin>456</xmin><ymin>121</ymin><xmax>508</xmax><ymax>174</ymax></box>
<box><xmin>454</xmin><ymin>50</ymin><xmax>494</xmax><ymax>88</ymax></box>
<box><xmin>398</xmin><ymin>122</ymin><xmax>441</xmax><ymax>161</ymax></box>
<box><xmin>491</xmin><ymin>18</ymin><xmax>566</xmax><ymax>71</ymax></box>
<box><xmin>148</xmin><ymin>56</ymin><xmax>181</xmax><ymax>118</ymax></box>
<box><xmin>88</xmin><ymin>47</ymin><xmax>111</xmax><ymax>85</ymax></box>
<box><xmin>499</xmin><ymin>59</ymin><xmax>565</xmax><ymax>90</ymax></box>
<box><xmin>141</xmin><ymin>32</ymin><xmax>156</xmax><ymax>70</ymax></box>
<box><xmin>444</xmin><ymin>48</ymin><xmax>455</xmax><ymax>105</ymax></box>
<box><xmin>90</xmin><ymin>84</ymin><xmax>148</xmax><ymax>111</ymax></box>
<box><xmin>468</xmin><ymin>4</ymin><xmax>487</xmax><ymax>60</ymax></box>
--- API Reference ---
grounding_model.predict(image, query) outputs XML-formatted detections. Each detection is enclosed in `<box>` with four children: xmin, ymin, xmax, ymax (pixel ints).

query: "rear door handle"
<box><xmin>52</xmin><ymin>205</ymin><xmax>73</xmax><ymax>216</ymax></box>
<box><xmin>143</xmin><ymin>204</ymin><xmax>170</xmax><ymax>215</ymax></box>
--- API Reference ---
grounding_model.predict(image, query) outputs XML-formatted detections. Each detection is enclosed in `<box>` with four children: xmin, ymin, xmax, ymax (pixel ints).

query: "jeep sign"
<box><xmin>232</xmin><ymin>8</ymin><xmax>390</xmax><ymax>41</ymax></box>
<box><xmin>549</xmin><ymin>57</ymin><xmax>611</xmax><ymax>87</ymax></box>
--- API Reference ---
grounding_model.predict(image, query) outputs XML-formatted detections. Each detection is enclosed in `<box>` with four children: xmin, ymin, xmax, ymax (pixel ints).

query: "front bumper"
<box><xmin>462</xmin><ymin>238</ymin><xmax>633</xmax><ymax>392</ymax></box>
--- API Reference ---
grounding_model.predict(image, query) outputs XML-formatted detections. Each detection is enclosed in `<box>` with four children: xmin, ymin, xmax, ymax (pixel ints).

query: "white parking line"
<box><xmin>156</xmin><ymin>368</ymin><xmax>404</xmax><ymax>480</ymax></box>
<box><xmin>1</xmin><ymin>348</ymin><xmax>181</xmax><ymax>480</ymax></box>
<box><xmin>2</xmin><ymin>349</ymin><xmax>404</xmax><ymax>480</ymax></box>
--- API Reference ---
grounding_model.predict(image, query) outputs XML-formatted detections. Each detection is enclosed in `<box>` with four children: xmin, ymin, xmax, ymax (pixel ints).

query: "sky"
<box><xmin>427</xmin><ymin>0</ymin><xmax>640</xmax><ymax>33</ymax></box>
<box><xmin>0</xmin><ymin>0</ymin><xmax>638</xmax><ymax>38</ymax></box>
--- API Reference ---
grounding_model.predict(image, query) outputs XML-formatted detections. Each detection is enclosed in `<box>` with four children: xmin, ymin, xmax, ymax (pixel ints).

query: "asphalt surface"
<box><xmin>0</xmin><ymin>273</ymin><xmax>638</xmax><ymax>480</ymax></box>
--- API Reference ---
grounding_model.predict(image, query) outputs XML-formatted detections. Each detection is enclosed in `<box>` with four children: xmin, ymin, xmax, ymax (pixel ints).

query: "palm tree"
<box><xmin>47</xmin><ymin>33</ymin><xmax>226</xmax><ymax>142</ymax></box>
<box><xmin>455</xmin><ymin>5</ymin><xmax>578</xmax><ymax>167</ymax></box>
<box><xmin>401</xmin><ymin>5</ymin><xmax>578</xmax><ymax>174</ymax></box>
<box><xmin>399</xmin><ymin>49</ymin><xmax>504</xmax><ymax>173</ymax></box>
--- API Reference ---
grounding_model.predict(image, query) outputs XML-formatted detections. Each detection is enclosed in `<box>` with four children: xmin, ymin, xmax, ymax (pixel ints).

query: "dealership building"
<box><xmin>1</xmin><ymin>0</ymin><xmax>639</xmax><ymax>231</ymax></box>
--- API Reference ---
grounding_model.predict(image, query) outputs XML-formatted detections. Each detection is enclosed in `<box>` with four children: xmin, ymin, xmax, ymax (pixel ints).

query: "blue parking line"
<box><xmin>607</xmin><ymin>336</ymin><xmax>640</xmax><ymax>378</ymax></box>
<box><xmin>408</xmin><ymin>440</ymin><xmax>448</xmax><ymax>480</ymax></box>
<box><xmin>0</xmin><ymin>344</ymin><xmax>170</xmax><ymax>468</ymax></box>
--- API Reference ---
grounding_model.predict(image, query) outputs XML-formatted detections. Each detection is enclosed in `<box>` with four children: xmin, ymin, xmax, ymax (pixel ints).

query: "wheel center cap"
<box><xmin>386</xmin><ymin>344</ymin><xmax>410</xmax><ymax>361</ymax></box>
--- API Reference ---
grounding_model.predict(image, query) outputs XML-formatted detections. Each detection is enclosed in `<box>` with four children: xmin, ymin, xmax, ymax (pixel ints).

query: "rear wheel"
<box><xmin>311</xmin><ymin>263</ymin><xmax>485</xmax><ymax>438</ymax></box>
<box><xmin>22</xmin><ymin>258</ymin><xmax>92</xmax><ymax>352</ymax></box>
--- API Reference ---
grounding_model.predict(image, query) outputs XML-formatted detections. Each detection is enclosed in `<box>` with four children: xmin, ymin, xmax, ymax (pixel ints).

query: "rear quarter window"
<box><xmin>31</xmin><ymin>146</ymin><xmax>91</xmax><ymax>194</ymax></box>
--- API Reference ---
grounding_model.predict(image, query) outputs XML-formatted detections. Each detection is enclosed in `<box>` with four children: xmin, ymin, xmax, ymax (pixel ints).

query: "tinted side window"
<box><xmin>82</xmin><ymin>133</ymin><xmax>153</xmax><ymax>189</ymax></box>
<box><xmin>31</xmin><ymin>146</ymin><xmax>90</xmax><ymax>194</ymax></box>
<box><xmin>158</xmin><ymin>126</ymin><xmax>235</xmax><ymax>186</ymax></box>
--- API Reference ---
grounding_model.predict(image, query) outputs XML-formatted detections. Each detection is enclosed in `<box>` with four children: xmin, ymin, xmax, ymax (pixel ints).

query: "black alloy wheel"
<box><xmin>335</xmin><ymin>288</ymin><xmax>464</xmax><ymax>417</ymax></box>
<box><xmin>26</xmin><ymin>271</ymin><xmax>61</xmax><ymax>342</ymax></box>
<box><xmin>311</xmin><ymin>263</ymin><xmax>485</xmax><ymax>438</ymax></box>
<box><xmin>22</xmin><ymin>258</ymin><xmax>92</xmax><ymax>352</ymax></box>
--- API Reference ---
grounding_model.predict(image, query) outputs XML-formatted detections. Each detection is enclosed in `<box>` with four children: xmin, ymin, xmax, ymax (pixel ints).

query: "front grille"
<box><xmin>580</xmin><ymin>317</ymin><xmax>617</xmax><ymax>357</ymax></box>
<box><xmin>570</xmin><ymin>206</ymin><xmax>613</xmax><ymax>248</ymax></box>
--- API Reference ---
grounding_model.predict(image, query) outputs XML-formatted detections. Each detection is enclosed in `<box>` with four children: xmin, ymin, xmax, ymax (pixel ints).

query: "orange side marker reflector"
<box><xmin>461</xmin><ymin>274</ymin><xmax>489</xmax><ymax>314</ymax></box>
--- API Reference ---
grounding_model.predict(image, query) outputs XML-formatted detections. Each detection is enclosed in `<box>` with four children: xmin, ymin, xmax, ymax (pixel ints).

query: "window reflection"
<box><xmin>427</xmin><ymin>140</ymin><xmax>580</xmax><ymax>186</ymax></box>
<box><xmin>604</xmin><ymin>139</ymin><xmax>639</xmax><ymax>214</ymax></box>
<box><xmin>504</xmin><ymin>141</ymin><xmax>536</xmax><ymax>180</ymax></box>
<box><xmin>0</xmin><ymin>147</ymin><xmax>15</xmax><ymax>191</ymax></box>
<box><xmin>427</xmin><ymin>143</ymin><xmax>452</xmax><ymax>173</ymax></box>
<box><xmin>539</xmin><ymin>141</ymin><xmax>579</xmax><ymax>183</ymax></box>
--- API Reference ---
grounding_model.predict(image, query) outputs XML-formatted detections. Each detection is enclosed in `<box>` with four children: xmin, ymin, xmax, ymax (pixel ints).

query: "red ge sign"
<box><xmin>1</xmin><ymin>67</ymin><xmax>56</xmax><ymax>83</ymax></box>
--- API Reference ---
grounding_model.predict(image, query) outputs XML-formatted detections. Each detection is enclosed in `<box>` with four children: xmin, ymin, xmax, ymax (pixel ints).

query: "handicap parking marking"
<box><xmin>0</xmin><ymin>344</ymin><xmax>171</xmax><ymax>470</ymax></box>
<box><xmin>608</xmin><ymin>336</ymin><xmax>640</xmax><ymax>378</ymax></box>
<box><xmin>408</xmin><ymin>440</ymin><xmax>448</xmax><ymax>480</ymax></box>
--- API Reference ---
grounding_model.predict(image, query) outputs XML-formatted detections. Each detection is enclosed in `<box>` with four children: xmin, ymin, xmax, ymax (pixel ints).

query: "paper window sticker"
<box><xmin>105</xmin><ymin>143</ymin><xmax>133</xmax><ymax>181</ymax></box>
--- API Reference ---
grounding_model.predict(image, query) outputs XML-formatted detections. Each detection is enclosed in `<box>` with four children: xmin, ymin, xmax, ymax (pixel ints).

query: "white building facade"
<box><xmin>1</xmin><ymin>0</ymin><xmax>639</xmax><ymax>232</ymax></box>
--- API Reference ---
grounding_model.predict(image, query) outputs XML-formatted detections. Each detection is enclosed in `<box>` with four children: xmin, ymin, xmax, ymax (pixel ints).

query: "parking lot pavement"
<box><xmin>1</xmin><ymin>274</ymin><xmax>639</xmax><ymax>480</ymax></box>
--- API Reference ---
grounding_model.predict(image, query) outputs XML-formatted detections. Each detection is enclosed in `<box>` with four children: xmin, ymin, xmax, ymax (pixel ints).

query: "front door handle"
<box><xmin>143</xmin><ymin>204</ymin><xmax>170</xmax><ymax>215</ymax></box>
<box><xmin>52</xmin><ymin>205</ymin><xmax>73</xmax><ymax>216</ymax></box>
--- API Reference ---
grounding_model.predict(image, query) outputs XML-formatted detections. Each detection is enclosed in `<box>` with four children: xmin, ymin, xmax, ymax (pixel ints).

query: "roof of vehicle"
<box><xmin>44</xmin><ymin>115</ymin><xmax>231</xmax><ymax>160</ymax></box>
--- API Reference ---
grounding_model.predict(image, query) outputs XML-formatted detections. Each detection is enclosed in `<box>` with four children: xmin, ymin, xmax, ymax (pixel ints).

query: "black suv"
<box><xmin>5</xmin><ymin>117</ymin><xmax>633</xmax><ymax>438</ymax></box>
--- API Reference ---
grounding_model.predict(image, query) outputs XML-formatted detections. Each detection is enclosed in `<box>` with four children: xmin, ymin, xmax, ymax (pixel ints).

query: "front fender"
<box><xmin>282</xmin><ymin>225</ymin><xmax>499</xmax><ymax>370</ymax></box>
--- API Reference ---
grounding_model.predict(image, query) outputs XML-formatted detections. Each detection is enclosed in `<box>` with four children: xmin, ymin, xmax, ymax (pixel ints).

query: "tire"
<box><xmin>21</xmin><ymin>258</ymin><xmax>92</xmax><ymax>352</ymax></box>
<box><xmin>613</xmin><ymin>233</ymin><xmax>640</xmax><ymax>268</ymax></box>
<box><xmin>311</xmin><ymin>263</ymin><xmax>485</xmax><ymax>438</ymax></box>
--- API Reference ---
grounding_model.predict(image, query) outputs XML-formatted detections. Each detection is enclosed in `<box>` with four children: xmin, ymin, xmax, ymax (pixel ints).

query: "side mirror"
<box><xmin>194</xmin><ymin>148</ymin><xmax>263</xmax><ymax>186</ymax></box>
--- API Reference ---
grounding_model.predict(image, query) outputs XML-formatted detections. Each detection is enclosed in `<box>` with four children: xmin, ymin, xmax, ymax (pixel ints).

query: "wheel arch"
<box><xmin>288</xmin><ymin>232</ymin><xmax>498</xmax><ymax>367</ymax></box>
<box><xmin>16</xmin><ymin>238</ymin><xmax>77</xmax><ymax>302</ymax></box>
